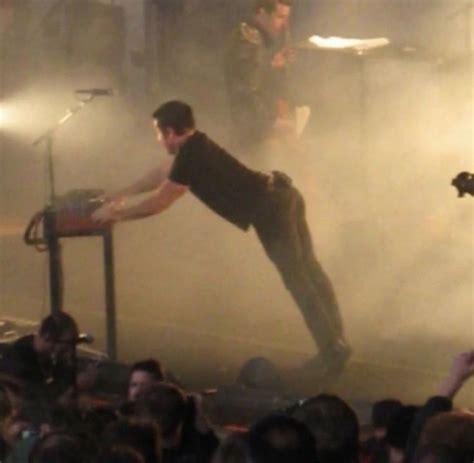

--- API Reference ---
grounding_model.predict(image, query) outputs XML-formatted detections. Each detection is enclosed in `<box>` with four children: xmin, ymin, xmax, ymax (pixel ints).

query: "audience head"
<box><xmin>105</xmin><ymin>418</ymin><xmax>161</xmax><ymax>463</ymax></box>
<box><xmin>128</xmin><ymin>359</ymin><xmax>165</xmax><ymax>402</ymax></box>
<box><xmin>248</xmin><ymin>414</ymin><xmax>316</xmax><ymax>463</ymax></box>
<box><xmin>292</xmin><ymin>394</ymin><xmax>359</xmax><ymax>463</ymax></box>
<box><xmin>385</xmin><ymin>404</ymin><xmax>418</xmax><ymax>463</ymax></box>
<box><xmin>0</xmin><ymin>377</ymin><xmax>31</xmax><ymax>446</ymax></box>
<box><xmin>372</xmin><ymin>399</ymin><xmax>402</xmax><ymax>436</ymax></box>
<box><xmin>136</xmin><ymin>383</ymin><xmax>188</xmax><ymax>447</ymax></box>
<box><xmin>35</xmin><ymin>312</ymin><xmax>79</xmax><ymax>356</ymax></box>
<box><xmin>29</xmin><ymin>432</ymin><xmax>87</xmax><ymax>463</ymax></box>
<box><xmin>418</xmin><ymin>411</ymin><xmax>474</xmax><ymax>455</ymax></box>
<box><xmin>386</xmin><ymin>405</ymin><xmax>418</xmax><ymax>450</ymax></box>
<box><xmin>213</xmin><ymin>434</ymin><xmax>252</xmax><ymax>463</ymax></box>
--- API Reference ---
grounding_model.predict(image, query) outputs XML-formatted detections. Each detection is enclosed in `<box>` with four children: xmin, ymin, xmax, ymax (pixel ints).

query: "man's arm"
<box><xmin>105</xmin><ymin>159</ymin><xmax>173</xmax><ymax>202</ymax></box>
<box><xmin>93</xmin><ymin>179</ymin><xmax>188</xmax><ymax>223</ymax></box>
<box><xmin>404</xmin><ymin>350</ymin><xmax>474</xmax><ymax>461</ymax></box>
<box><xmin>437</xmin><ymin>350</ymin><xmax>474</xmax><ymax>399</ymax></box>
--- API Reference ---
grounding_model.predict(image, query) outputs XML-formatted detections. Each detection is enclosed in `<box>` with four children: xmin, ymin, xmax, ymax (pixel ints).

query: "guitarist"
<box><xmin>224</xmin><ymin>0</ymin><xmax>296</xmax><ymax>152</ymax></box>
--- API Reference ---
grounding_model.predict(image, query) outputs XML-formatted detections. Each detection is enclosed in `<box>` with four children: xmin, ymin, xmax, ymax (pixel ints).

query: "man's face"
<box><xmin>53</xmin><ymin>331</ymin><xmax>77</xmax><ymax>356</ymax></box>
<box><xmin>35</xmin><ymin>335</ymin><xmax>56</xmax><ymax>356</ymax></box>
<box><xmin>153</xmin><ymin>120</ymin><xmax>179</xmax><ymax>155</ymax></box>
<box><xmin>262</xmin><ymin>3</ymin><xmax>291</xmax><ymax>39</ymax></box>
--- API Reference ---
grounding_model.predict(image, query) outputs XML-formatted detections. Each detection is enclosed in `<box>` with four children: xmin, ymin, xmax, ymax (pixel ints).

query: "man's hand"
<box><xmin>449</xmin><ymin>350</ymin><xmax>474</xmax><ymax>382</ymax></box>
<box><xmin>91</xmin><ymin>201</ymin><xmax>121</xmax><ymax>224</ymax></box>
<box><xmin>271</xmin><ymin>47</ymin><xmax>296</xmax><ymax>68</ymax></box>
<box><xmin>438</xmin><ymin>350</ymin><xmax>474</xmax><ymax>399</ymax></box>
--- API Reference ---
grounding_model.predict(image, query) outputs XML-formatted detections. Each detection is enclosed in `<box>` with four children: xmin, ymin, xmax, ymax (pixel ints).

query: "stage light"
<box><xmin>0</xmin><ymin>107</ymin><xmax>6</xmax><ymax>126</ymax></box>
<box><xmin>308</xmin><ymin>35</ymin><xmax>389</xmax><ymax>53</ymax></box>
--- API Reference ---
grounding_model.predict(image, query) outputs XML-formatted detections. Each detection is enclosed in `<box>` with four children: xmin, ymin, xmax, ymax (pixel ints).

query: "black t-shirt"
<box><xmin>169</xmin><ymin>131</ymin><xmax>269</xmax><ymax>230</ymax></box>
<box><xmin>0</xmin><ymin>335</ymin><xmax>75</xmax><ymax>401</ymax></box>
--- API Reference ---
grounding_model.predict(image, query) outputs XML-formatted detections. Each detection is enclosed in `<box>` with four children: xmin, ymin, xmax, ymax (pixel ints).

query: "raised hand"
<box><xmin>438</xmin><ymin>349</ymin><xmax>474</xmax><ymax>399</ymax></box>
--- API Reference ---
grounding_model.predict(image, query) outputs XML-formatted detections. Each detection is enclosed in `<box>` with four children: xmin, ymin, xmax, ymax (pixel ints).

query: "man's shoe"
<box><xmin>303</xmin><ymin>340</ymin><xmax>352</xmax><ymax>377</ymax></box>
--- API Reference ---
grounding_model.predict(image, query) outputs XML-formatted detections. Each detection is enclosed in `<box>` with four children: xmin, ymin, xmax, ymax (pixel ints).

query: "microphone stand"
<box><xmin>32</xmin><ymin>95</ymin><xmax>97</xmax><ymax>315</ymax></box>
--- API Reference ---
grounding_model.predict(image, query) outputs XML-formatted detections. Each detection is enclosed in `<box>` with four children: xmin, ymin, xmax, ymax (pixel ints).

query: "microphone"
<box><xmin>75</xmin><ymin>88</ymin><xmax>114</xmax><ymax>96</ymax></box>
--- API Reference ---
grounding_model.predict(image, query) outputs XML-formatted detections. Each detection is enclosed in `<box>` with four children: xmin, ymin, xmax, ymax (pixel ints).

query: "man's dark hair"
<box><xmin>152</xmin><ymin>101</ymin><xmax>195</xmax><ymax>135</ymax></box>
<box><xmin>130</xmin><ymin>359</ymin><xmax>164</xmax><ymax>382</ymax></box>
<box><xmin>254</xmin><ymin>0</ymin><xmax>292</xmax><ymax>13</ymax></box>
<box><xmin>372</xmin><ymin>399</ymin><xmax>403</xmax><ymax>429</ymax></box>
<box><xmin>248</xmin><ymin>414</ymin><xmax>316</xmax><ymax>463</ymax></box>
<box><xmin>292</xmin><ymin>394</ymin><xmax>359</xmax><ymax>463</ymax></box>
<box><xmin>39</xmin><ymin>312</ymin><xmax>78</xmax><ymax>342</ymax></box>
<box><xmin>136</xmin><ymin>383</ymin><xmax>188</xmax><ymax>439</ymax></box>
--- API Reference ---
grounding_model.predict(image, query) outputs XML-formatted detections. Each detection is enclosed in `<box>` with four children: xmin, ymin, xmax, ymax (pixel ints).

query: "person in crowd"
<box><xmin>385</xmin><ymin>405</ymin><xmax>418</xmax><ymax>463</ymax></box>
<box><xmin>104</xmin><ymin>418</ymin><xmax>162</xmax><ymax>463</ymax></box>
<box><xmin>416</xmin><ymin>411</ymin><xmax>474</xmax><ymax>458</ymax></box>
<box><xmin>247</xmin><ymin>414</ymin><xmax>316</xmax><ymax>463</ymax></box>
<box><xmin>92</xmin><ymin>100</ymin><xmax>350</xmax><ymax>376</ymax></box>
<box><xmin>28</xmin><ymin>432</ymin><xmax>89</xmax><ymax>463</ymax></box>
<box><xmin>292</xmin><ymin>393</ymin><xmax>359</xmax><ymax>463</ymax></box>
<box><xmin>128</xmin><ymin>360</ymin><xmax>165</xmax><ymax>403</ymax></box>
<box><xmin>0</xmin><ymin>381</ymin><xmax>15</xmax><ymax>460</ymax></box>
<box><xmin>224</xmin><ymin>0</ymin><xmax>295</xmax><ymax>151</ymax></box>
<box><xmin>212</xmin><ymin>434</ymin><xmax>252</xmax><ymax>463</ymax></box>
<box><xmin>136</xmin><ymin>382</ymin><xmax>218</xmax><ymax>463</ymax></box>
<box><xmin>0</xmin><ymin>312</ymin><xmax>79</xmax><ymax>406</ymax></box>
<box><xmin>404</xmin><ymin>349</ymin><xmax>474</xmax><ymax>462</ymax></box>
<box><xmin>119</xmin><ymin>359</ymin><xmax>166</xmax><ymax>417</ymax></box>
<box><xmin>361</xmin><ymin>399</ymin><xmax>402</xmax><ymax>463</ymax></box>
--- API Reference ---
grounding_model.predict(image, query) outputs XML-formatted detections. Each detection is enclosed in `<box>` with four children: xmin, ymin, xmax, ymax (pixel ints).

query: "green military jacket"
<box><xmin>224</xmin><ymin>21</ymin><xmax>288</xmax><ymax>144</ymax></box>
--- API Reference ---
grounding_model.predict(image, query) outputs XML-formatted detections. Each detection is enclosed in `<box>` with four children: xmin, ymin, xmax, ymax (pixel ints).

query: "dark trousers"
<box><xmin>252</xmin><ymin>174</ymin><xmax>344</xmax><ymax>353</ymax></box>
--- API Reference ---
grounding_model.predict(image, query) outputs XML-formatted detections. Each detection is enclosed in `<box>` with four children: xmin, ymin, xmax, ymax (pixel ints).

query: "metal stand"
<box><xmin>32</xmin><ymin>96</ymin><xmax>95</xmax><ymax>314</ymax></box>
<box><xmin>44</xmin><ymin>208</ymin><xmax>63</xmax><ymax>315</ymax></box>
<box><xmin>32</xmin><ymin>96</ymin><xmax>117</xmax><ymax>360</ymax></box>
<box><xmin>43</xmin><ymin>208</ymin><xmax>117</xmax><ymax>360</ymax></box>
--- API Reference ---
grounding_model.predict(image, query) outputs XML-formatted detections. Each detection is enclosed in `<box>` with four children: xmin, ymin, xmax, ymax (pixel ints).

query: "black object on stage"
<box><xmin>452</xmin><ymin>171</ymin><xmax>474</xmax><ymax>197</ymax></box>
